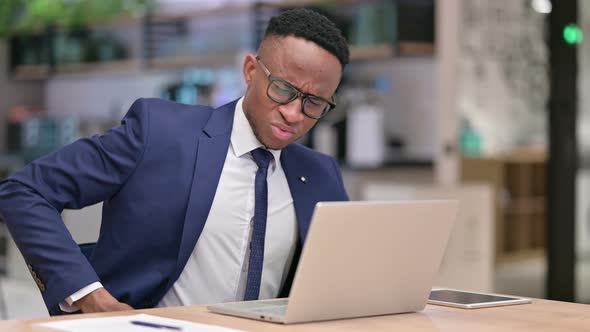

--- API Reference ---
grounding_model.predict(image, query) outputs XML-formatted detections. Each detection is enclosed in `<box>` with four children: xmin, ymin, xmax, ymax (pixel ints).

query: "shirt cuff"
<box><xmin>59</xmin><ymin>282</ymin><xmax>103</xmax><ymax>313</ymax></box>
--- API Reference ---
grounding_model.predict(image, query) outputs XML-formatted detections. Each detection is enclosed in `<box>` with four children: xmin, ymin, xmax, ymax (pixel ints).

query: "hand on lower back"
<box><xmin>75</xmin><ymin>287</ymin><xmax>134</xmax><ymax>313</ymax></box>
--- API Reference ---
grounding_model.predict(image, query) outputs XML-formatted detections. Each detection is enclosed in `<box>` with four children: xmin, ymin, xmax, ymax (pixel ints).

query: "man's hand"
<box><xmin>74</xmin><ymin>287</ymin><xmax>133</xmax><ymax>313</ymax></box>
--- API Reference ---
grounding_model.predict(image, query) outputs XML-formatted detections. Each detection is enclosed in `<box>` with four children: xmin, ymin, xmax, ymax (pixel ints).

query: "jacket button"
<box><xmin>34</xmin><ymin>277</ymin><xmax>45</xmax><ymax>292</ymax></box>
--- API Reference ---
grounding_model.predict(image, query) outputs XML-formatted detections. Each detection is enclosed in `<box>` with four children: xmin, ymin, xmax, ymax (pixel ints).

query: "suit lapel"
<box><xmin>277</xmin><ymin>147</ymin><xmax>317</xmax><ymax>298</ymax></box>
<box><xmin>168</xmin><ymin>100</ymin><xmax>237</xmax><ymax>287</ymax></box>
<box><xmin>281</xmin><ymin>147</ymin><xmax>315</xmax><ymax>245</ymax></box>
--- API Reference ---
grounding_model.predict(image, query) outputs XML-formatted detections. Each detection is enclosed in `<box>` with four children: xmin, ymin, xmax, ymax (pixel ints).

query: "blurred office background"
<box><xmin>0</xmin><ymin>0</ymin><xmax>588</xmax><ymax>319</ymax></box>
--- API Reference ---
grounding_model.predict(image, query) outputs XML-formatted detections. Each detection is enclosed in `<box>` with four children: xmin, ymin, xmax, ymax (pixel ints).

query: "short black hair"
<box><xmin>264</xmin><ymin>8</ymin><xmax>349</xmax><ymax>68</ymax></box>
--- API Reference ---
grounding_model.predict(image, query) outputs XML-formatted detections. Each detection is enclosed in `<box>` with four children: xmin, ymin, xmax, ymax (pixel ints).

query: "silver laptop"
<box><xmin>207</xmin><ymin>200</ymin><xmax>458</xmax><ymax>324</ymax></box>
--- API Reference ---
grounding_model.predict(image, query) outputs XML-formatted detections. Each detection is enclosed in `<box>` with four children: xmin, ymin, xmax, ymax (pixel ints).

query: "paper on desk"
<box><xmin>35</xmin><ymin>313</ymin><xmax>244</xmax><ymax>332</ymax></box>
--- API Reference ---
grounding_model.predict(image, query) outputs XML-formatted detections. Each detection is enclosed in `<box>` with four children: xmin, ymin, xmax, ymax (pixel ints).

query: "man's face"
<box><xmin>242</xmin><ymin>36</ymin><xmax>342</xmax><ymax>150</ymax></box>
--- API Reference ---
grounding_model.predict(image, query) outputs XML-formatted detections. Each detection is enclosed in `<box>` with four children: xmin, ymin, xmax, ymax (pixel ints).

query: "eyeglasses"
<box><xmin>256</xmin><ymin>56</ymin><xmax>336</xmax><ymax>120</ymax></box>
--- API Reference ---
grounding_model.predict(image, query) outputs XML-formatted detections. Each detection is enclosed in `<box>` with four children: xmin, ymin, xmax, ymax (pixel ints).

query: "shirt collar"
<box><xmin>231</xmin><ymin>97</ymin><xmax>282</xmax><ymax>163</ymax></box>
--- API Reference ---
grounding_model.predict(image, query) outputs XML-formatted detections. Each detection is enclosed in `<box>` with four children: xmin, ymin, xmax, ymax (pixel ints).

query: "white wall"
<box><xmin>348</xmin><ymin>58</ymin><xmax>437</xmax><ymax>160</ymax></box>
<box><xmin>46</xmin><ymin>71</ymin><xmax>180</xmax><ymax>123</ymax></box>
<box><xmin>388</xmin><ymin>58</ymin><xmax>437</xmax><ymax>159</ymax></box>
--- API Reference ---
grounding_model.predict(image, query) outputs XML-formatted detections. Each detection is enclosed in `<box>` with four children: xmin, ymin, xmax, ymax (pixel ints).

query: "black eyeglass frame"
<box><xmin>256</xmin><ymin>56</ymin><xmax>336</xmax><ymax>119</ymax></box>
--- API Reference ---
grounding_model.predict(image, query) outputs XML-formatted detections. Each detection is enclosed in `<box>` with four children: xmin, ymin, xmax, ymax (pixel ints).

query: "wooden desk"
<box><xmin>2</xmin><ymin>299</ymin><xmax>589</xmax><ymax>332</ymax></box>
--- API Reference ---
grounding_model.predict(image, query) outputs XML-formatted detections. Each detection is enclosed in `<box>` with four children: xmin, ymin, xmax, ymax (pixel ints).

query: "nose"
<box><xmin>277</xmin><ymin>98</ymin><xmax>305</xmax><ymax>124</ymax></box>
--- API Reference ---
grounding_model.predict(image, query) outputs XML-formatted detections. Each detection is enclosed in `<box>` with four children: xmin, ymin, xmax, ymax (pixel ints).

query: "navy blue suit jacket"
<box><xmin>0</xmin><ymin>98</ymin><xmax>348</xmax><ymax>314</ymax></box>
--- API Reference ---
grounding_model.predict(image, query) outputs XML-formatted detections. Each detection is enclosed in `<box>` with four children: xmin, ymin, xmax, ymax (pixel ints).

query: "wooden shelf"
<box><xmin>12</xmin><ymin>64</ymin><xmax>50</xmax><ymax>80</ymax></box>
<box><xmin>11</xmin><ymin>45</ymin><xmax>434</xmax><ymax>79</ymax></box>
<box><xmin>149</xmin><ymin>4</ymin><xmax>251</xmax><ymax>23</ymax></box>
<box><xmin>15</xmin><ymin>12</ymin><xmax>142</xmax><ymax>34</ymax></box>
<box><xmin>505</xmin><ymin>196</ymin><xmax>545</xmax><ymax>215</ymax></box>
<box><xmin>349</xmin><ymin>42</ymin><xmax>434</xmax><ymax>61</ymax></box>
<box><xmin>85</xmin><ymin>12</ymin><xmax>143</xmax><ymax>29</ymax></box>
<box><xmin>258</xmin><ymin>0</ymin><xmax>366</xmax><ymax>9</ymax></box>
<box><xmin>398</xmin><ymin>41</ymin><xmax>435</xmax><ymax>56</ymax></box>
<box><xmin>12</xmin><ymin>60</ymin><xmax>142</xmax><ymax>80</ymax></box>
<box><xmin>148</xmin><ymin>0</ymin><xmax>407</xmax><ymax>22</ymax></box>
<box><xmin>461</xmin><ymin>154</ymin><xmax>547</xmax><ymax>259</ymax></box>
<box><xmin>148</xmin><ymin>53</ymin><xmax>242</xmax><ymax>70</ymax></box>
<box><xmin>349</xmin><ymin>44</ymin><xmax>395</xmax><ymax>61</ymax></box>
<box><xmin>497</xmin><ymin>248</ymin><xmax>545</xmax><ymax>264</ymax></box>
<box><xmin>148</xmin><ymin>42</ymin><xmax>431</xmax><ymax>71</ymax></box>
<box><xmin>11</xmin><ymin>42</ymin><xmax>433</xmax><ymax>79</ymax></box>
<box><xmin>151</xmin><ymin>0</ymin><xmax>358</xmax><ymax>19</ymax></box>
<box><xmin>8</xmin><ymin>3</ymin><xmax>435</xmax><ymax>78</ymax></box>
<box><xmin>54</xmin><ymin>59</ymin><xmax>141</xmax><ymax>76</ymax></box>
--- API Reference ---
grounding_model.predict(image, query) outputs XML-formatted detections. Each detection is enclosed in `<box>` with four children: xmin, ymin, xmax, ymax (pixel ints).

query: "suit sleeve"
<box><xmin>0</xmin><ymin>98</ymin><xmax>150</xmax><ymax>311</ymax></box>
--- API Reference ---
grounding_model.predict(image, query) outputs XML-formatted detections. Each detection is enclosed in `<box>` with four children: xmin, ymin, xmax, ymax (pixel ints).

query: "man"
<box><xmin>0</xmin><ymin>8</ymin><xmax>349</xmax><ymax>315</ymax></box>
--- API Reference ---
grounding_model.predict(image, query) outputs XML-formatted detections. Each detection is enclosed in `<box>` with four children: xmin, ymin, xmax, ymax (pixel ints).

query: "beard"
<box><xmin>244</xmin><ymin>109</ymin><xmax>285</xmax><ymax>150</ymax></box>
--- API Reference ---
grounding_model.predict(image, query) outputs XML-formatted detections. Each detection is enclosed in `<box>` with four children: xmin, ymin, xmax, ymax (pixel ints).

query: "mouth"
<box><xmin>270</xmin><ymin>124</ymin><xmax>295</xmax><ymax>141</ymax></box>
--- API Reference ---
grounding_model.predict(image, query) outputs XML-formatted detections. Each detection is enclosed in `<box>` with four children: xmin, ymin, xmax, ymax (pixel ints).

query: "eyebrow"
<box><xmin>278</xmin><ymin>76</ymin><xmax>329</xmax><ymax>100</ymax></box>
<box><xmin>257</xmin><ymin>56</ymin><xmax>332</xmax><ymax>101</ymax></box>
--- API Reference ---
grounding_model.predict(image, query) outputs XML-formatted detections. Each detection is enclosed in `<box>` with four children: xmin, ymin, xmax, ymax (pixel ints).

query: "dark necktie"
<box><xmin>244</xmin><ymin>148</ymin><xmax>273</xmax><ymax>300</ymax></box>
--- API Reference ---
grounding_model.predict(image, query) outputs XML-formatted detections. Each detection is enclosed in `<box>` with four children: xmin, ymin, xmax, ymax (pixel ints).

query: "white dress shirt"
<box><xmin>61</xmin><ymin>98</ymin><xmax>297</xmax><ymax>311</ymax></box>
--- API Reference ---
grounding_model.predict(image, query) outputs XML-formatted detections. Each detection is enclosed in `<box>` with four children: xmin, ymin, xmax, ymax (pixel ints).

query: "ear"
<box><xmin>243</xmin><ymin>54</ymin><xmax>258</xmax><ymax>86</ymax></box>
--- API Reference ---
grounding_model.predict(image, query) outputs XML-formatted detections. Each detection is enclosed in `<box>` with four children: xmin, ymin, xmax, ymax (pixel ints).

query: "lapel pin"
<box><xmin>299</xmin><ymin>176</ymin><xmax>306</xmax><ymax>184</ymax></box>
